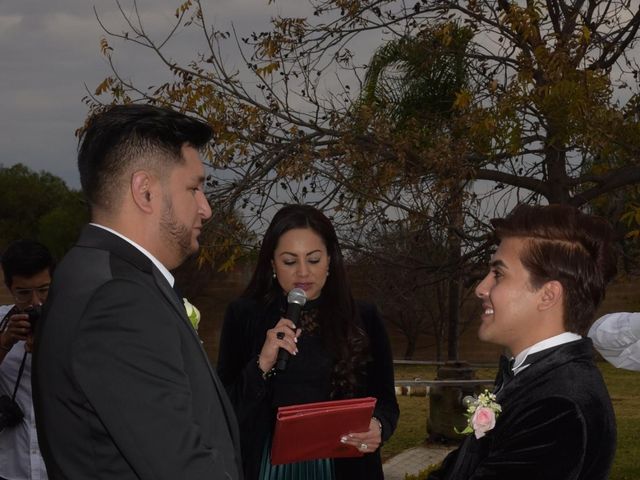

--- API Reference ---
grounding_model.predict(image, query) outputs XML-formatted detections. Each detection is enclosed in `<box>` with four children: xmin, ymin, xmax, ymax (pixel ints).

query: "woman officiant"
<box><xmin>217</xmin><ymin>204</ymin><xmax>399</xmax><ymax>480</ymax></box>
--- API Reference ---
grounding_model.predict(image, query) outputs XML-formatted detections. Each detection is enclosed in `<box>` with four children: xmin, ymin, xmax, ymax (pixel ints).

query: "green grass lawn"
<box><xmin>383</xmin><ymin>362</ymin><xmax>640</xmax><ymax>479</ymax></box>
<box><xmin>601</xmin><ymin>362</ymin><xmax>640</xmax><ymax>479</ymax></box>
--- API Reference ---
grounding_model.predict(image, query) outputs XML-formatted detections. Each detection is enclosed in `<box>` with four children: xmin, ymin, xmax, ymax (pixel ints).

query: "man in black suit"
<box><xmin>429</xmin><ymin>204</ymin><xmax>617</xmax><ymax>480</ymax></box>
<box><xmin>32</xmin><ymin>105</ymin><xmax>242</xmax><ymax>479</ymax></box>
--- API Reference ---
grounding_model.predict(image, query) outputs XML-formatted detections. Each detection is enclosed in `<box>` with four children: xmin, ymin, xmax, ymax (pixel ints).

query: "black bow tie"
<box><xmin>501</xmin><ymin>355</ymin><xmax>514</xmax><ymax>377</ymax></box>
<box><xmin>494</xmin><ymin>355</ymin><xmax>514</xmax><ymax>393</ymax></box>
<box><xmin>495</xmin><ymin>348</ymin><xmax>554</xmax><ymax>393</ymax></box>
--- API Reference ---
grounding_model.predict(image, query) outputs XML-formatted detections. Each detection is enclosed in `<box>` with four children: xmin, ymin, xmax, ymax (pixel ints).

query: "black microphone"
<box><xmin>275</xmin><ymin>288</ymin><xmax>307</xmax><ymax>371</ymax></box>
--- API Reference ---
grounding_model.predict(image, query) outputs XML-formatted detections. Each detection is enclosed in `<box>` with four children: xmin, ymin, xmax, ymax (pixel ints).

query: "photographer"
<box><xmin>1</xmin><ymin>240</ymin><xmax>53</xmax><ymax>480</ymax></box>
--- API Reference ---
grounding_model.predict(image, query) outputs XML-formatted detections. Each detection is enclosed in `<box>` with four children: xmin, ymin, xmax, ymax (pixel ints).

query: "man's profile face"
<box><xmin>158</xmin><ymin>145</ymin><xmax>212</xmax><ymax>268</ymax></box>
<box><xmin>10</xmin><ymin>268</ymin><xmax>52</xmax><ymax>312</ymax></box>
<box><xmin>474</xmin><ymin>237</ymin><xmax>542</xmax><ymax>355</ymax></box>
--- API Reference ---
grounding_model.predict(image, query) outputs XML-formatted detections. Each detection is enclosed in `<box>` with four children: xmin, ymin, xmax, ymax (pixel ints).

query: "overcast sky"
<box><xmin>0</xmin><ymin>0</ymin><xmax>309</xmax><ymax>189</ymax></box>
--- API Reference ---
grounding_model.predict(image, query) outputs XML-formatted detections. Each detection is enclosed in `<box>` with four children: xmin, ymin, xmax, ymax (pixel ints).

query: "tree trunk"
<box><xmin>446</xmin><ymin>186</ymin><xmax>464</xmax><ymax>361</ymax></box>
<box><xmin>447</xmin><ymin>273</ymin><xmax>461</xmax><ymax>361</ymax></box>
<box><xmin>544</xmin><ymin>135</ymin><xmax>571</xmax><ymax>204</ymax></box>
<box><xmin>404</xmin><ymin>335</ymin><xmax>417</xmax><ymax>360</ymax></box>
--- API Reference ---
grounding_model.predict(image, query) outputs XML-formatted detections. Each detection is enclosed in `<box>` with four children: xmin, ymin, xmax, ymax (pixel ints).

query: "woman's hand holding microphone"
<box><xmin>258</xmin><ymin>319</ymin><xmax>301</xmax><ymax>375</ymax></box>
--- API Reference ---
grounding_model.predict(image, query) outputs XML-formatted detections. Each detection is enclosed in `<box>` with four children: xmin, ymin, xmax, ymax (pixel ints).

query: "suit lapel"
<box><xmin>78</xmin><ymin>225</ymin><xmax>242</xmax><ymax>447</ymax></box>
<box><xmin>152</xmin><ymin>265</ymin><xmax>241</xmax><ymax>448</ymax></box>
<box><xmin>153</xmin><ymin>268</ymin><xmax>191</xmax><ymax>326</ymax></box>
<box><xmin>79</xmin><ymin>226</ymin><xmax>197</xmax><ymax>339</ymax></box>
<box><xmin>497</xmin><ymin>339</ymin><xmax>588</xmax><ymax>402</ymax></box>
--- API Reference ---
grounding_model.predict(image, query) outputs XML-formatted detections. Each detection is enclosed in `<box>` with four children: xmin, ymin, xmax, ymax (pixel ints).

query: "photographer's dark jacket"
<box><xmin>217</xmin><ymin>296</ymin><xmax>399</xmax><ymax>480</ymax></box>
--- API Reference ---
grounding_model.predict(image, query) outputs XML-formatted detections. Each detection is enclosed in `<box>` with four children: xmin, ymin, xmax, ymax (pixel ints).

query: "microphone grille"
<box><xmin>287</xmin><ymin>288</ymin><xmax>307</xmax><ymax>306</ymax></box>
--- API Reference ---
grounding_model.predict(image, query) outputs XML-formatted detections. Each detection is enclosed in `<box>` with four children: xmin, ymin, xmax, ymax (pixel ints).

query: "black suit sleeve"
<box><xmin>73</xmin><ymin>279</ymin><xmax>236</xmax><ymax>480</ymax></box>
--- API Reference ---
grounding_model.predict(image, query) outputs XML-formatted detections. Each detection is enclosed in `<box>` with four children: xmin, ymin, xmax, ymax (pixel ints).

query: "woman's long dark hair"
<box><xmin>243</xmin><ymin>204</ymin><xmax>369</xmax><ymax>397</ymax></box>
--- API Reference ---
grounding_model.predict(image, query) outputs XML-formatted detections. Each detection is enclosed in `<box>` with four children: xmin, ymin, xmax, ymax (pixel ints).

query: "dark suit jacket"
<box><xmin>428</xmin><ymin>338</ymin><xmax>616</xmax><ymax>480</ymax></box>
<box><xmin>32</xmin><ymin>225</ymin><xmax>242</xmax><ymax>480</ymax></box>
<box><xmin>217</xmin><ymin>297</ymin><xmax>399</xmax><ymax>480</ymax></box>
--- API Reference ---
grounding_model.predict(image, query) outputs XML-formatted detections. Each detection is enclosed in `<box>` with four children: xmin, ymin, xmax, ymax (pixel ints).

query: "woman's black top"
<box><xmin>217</xmin><ymin>296</ymin><xmax>399</xmax><ymax>480</ymax></box>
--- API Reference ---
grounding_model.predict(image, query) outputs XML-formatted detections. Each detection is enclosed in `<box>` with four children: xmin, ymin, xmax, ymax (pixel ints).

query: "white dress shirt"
<box><xmin>588</xmin><ymin>312</ymin><xmax>640</xmax><ymax>371</ymax></box>
<box><xmin>0</xmin><ymin>304</ymin><xmax>48</xmax><ymax>480</ymax></box>
<box><xmin>512</xmin><ymin>332</ymin><xmax>582</xmax><ymax>375</ymax></box>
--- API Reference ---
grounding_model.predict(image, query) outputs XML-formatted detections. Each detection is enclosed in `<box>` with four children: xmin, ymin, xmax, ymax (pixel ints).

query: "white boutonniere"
<box><xmin>183</xmin><ymin>298</ymin><xmax>201</xmax><ymax>330</ymax></box>
<box><xmin>457</xmin><ymin>389</ymin><xmax>502</xmax><ymax>439</ymax></box>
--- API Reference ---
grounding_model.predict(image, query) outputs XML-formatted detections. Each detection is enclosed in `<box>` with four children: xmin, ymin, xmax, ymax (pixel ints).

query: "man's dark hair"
<box><xmin>1</xmin><ymin>240</ymin><xmax>54</xmax><ymax>288</ymax></box>
<box><xmin>78</xmin><ymin>104</ymin><xmax>213</xmax><ymax>211</ymax></box>
<box><xmin>491</xmin><ymin>204</ymin><xmax>617</xmax><ymax>335</ymax></box>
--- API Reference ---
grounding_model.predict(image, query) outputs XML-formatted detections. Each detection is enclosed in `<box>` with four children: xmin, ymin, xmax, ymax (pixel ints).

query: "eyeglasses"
<box><xmin>12</xmin><ymin>285</ymin><xmax>50</xmax><ymax>304</ymax></box>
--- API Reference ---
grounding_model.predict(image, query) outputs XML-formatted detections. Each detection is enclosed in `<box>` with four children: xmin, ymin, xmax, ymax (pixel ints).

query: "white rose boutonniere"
<box><xmin>183</xmin><ymin>298</ymin><xmax>201</xmax><ymax>330</ymax></box>
<box><xmin>457</xmin><ymin>389</ymin><xmax>502</xmax><ymax>439</ymax></box>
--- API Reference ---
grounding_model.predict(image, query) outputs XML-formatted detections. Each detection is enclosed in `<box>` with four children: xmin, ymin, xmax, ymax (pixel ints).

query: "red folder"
<box><xmin>270</xmin><ymin>397</ymin><xmax>377</xmax><ymax>465</ymax></box>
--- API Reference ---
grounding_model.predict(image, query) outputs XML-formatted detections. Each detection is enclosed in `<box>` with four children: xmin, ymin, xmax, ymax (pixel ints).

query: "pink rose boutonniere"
<box><xmin>457</xmin><ymin>389</ymin><xmax>502</xmax><ymax>439</ymax></box>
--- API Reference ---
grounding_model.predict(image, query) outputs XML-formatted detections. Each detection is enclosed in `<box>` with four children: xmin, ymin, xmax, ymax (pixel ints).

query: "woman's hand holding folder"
<box><xmin>339</xmin><ymin>416</ymin><xmax>382</xmax><ymax>453</ymax></box>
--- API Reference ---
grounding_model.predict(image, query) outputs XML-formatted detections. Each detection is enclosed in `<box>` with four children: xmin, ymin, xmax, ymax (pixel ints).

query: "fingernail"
<box><xmin>340</xmin><ymin>436</ymin><xmax>347</xmax><ymax>443</ymax></box>
<box><xmin>294</xmin><ymin>337</ymin><xmax>298</xmax><ymax>343</ymax></box>
<box><xmin>294</xmin><ymin>349</ymin><xmax>298</xmax><ymax>355</ymax></box>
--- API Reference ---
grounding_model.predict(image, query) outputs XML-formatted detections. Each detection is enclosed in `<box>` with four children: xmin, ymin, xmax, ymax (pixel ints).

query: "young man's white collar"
<box><xmin>512</xmin><ymin>332</ymin><xmax>582</xmax><ymax>375</ymax></box>
<box><xmin>90</xmin><ymin>223</ymin><xmax>175</xmax><ymax>288</ymax></box>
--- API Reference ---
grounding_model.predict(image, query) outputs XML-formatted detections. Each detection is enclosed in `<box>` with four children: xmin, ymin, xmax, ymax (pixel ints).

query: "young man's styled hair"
<box><xmin>77</xmin><ymin>104</ymin><xmax>213</xmax><ymax>212</ymax></box>
<box><xmin>1</xmin><ymin>240</ymin><xmax>54</xmax><ymax>288</ymax></box>
<box><xmin>491</xmin><ymin>204</ymin><xmax>617</xmax><ymax>335</ymax></box>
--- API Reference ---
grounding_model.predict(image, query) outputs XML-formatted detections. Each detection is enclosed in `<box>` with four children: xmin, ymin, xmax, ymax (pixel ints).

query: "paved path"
<box><xmin>383</xmin><ymin>445</ymin><xmax>455</xmax><ymax>479</ymax></box>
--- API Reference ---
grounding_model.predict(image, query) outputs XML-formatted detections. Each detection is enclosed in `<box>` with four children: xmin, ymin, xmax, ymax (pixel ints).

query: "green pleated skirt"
<box><xmin>258</xmin><ymin>436</ymin><xmax>335</xmax><ymax>480</ymax></box>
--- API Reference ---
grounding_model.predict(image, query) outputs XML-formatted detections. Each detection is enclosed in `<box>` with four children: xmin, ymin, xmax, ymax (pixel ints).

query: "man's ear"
<box><xmin>131</xmin><ymin>170</ymin><xmax>154</xmax><ymax>213</ymax></box>
<box><xmin>538</xmin><ymin>280</ymin><xmax>563</xmax><ymax>312</ymax></box>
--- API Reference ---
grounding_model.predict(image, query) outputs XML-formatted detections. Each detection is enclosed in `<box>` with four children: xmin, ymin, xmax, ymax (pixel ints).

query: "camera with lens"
<box><xmin>23</xmin><ymin>305</ymin><xmax>41</xmax><ymax>328</ymax></box>
<box><xmin>0</xmin><ymin>395</ymin><xmax>24</xmax><ymax>432</ymax></box>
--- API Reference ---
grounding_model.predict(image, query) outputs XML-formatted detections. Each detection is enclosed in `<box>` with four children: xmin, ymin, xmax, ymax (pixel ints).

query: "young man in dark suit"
<box><xmin>32</xmin><ymin>105</ymin><xmax>242</xmax><ymax>479</ymax></box>
<box><xmin>429</xmin><ymin>204</ymin><xmax>617</xmax><ymax>480</ymax></box>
